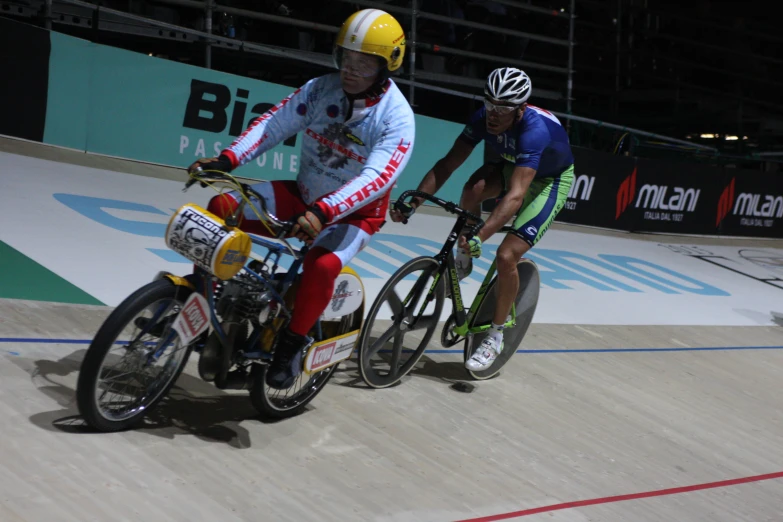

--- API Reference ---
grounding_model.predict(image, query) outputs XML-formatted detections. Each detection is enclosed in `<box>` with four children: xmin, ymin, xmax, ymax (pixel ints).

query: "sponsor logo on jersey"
<box><xmin>307</xmin><ymin>124</ymin><xmax>367</xmax><ymax>168</ymax></box>
<box><xmin>329</xmin><ymin>139</ymin><xmax>411</xmax><ymax>217</ymax></box>
<box><xmin>343</xmin><ymin>129</ymin><xmax>365</xmax><ymax>146</ymax></box>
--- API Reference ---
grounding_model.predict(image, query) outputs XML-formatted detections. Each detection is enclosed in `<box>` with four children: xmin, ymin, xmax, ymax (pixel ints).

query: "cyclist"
<box><xmin>188</xmin><ymin>9</ymin><xmax>415</xmax><ymax>389</ymax></box>
<box><xmin>391</xmin><ymin>67</ymin><xmax>574</xmax><ymax>372</ymax></box>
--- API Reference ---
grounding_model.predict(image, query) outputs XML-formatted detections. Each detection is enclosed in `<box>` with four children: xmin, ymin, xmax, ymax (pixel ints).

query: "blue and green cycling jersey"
<box><xmin>458</xmin><ymin>104</ymin><xmax>574</xmax><ymax>179</ymax></box>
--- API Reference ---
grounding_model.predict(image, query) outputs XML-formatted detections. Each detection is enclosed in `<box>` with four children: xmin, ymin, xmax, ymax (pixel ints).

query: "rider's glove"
<box><xmin>188</xmin><ymin>154</ymin><xmax>234</xmax><ymax>175</ymax></box>
<box><xmin>394</xmin><ymin>201</ymin><xmax>416</xmax><ymax>222</ymax></box>
<box><xmin>291</xmin><ymin>204</ymin><xmax>328</xmax><ymax>243</ymax></box>
<box><xmin>464</xmin><ymin>235</ymin><xmax>482</xmax><ymax>258</ymax></box>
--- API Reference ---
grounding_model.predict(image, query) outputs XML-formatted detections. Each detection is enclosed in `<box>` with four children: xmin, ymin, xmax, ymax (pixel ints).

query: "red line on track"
<box><xmin>454</xmin><ymin>471</ymin><xmax>783</xmax><ymax>522</ymax></box>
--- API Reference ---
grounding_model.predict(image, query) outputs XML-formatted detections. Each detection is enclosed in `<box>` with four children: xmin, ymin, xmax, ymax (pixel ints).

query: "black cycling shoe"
<box><xmin>265</xmin><ymin>328</ymin><xmax>309</xmax><ymax>390</ymax></box>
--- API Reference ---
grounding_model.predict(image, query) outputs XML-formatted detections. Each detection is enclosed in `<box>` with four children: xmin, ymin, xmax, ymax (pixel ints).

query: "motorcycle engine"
<box><xmin>215</xmin><ymin>274</ymin><xmax>277</xmax><ymax>326</ymax></box>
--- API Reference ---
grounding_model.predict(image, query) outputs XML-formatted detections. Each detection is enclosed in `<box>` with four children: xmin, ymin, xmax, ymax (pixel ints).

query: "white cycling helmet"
<box><xmin>485</xmin><ymin>67</ymin><xmax>532</xmax><ymax>105</ymax></box>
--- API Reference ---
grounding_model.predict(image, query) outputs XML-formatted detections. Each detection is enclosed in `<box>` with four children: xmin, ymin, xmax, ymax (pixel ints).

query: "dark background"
<box><xmin>1</xmin><ymin>0</ymin><xmax>781</xmax><ymax>171</ymax></box>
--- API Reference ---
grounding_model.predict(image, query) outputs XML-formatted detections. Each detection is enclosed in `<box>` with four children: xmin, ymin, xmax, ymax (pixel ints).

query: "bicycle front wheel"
<box><xmin>463</xmin><ymin>258</ymin><xmax>540</xmax><ymax>380</ymax></box>
<box><xmin>357</xmin><ymin>256</ymin><xmax>445</xmax><ymax>388</ymax></box>
<box><xmin>76</xmin><ymin>279</ymin><xmax>195</xmax><ymax>432</ymax></box>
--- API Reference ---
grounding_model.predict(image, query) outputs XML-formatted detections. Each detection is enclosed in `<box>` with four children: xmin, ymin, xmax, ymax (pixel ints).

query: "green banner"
<box><xmin>42</xmin><ymin>30</ymin><xmax>482</xmax><ymax>203</ymax></box>
<box><xmin>44</xmin><ymin>32</ymin><xmax>91</xmax><ymax>151</ymax></box>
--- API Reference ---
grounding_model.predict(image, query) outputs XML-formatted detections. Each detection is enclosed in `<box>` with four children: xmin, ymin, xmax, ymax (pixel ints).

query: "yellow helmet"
<box><xmin>334</xmin><ymin>9</ymin><xmax>406</xmax><ymax>73</ymax></box>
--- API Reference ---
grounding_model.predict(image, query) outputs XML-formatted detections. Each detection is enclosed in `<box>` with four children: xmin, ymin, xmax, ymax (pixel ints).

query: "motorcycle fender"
<box><xmin>320</xmin><ymin>266</ymin><xmax>365</xmax><ymax>320</ymax></box>
<box><xmin>303</xmin><ymin>329</ymin><xmax>360</xmax><ymax>375</ymax></box>
<box><xmin>154</xmin><ymin>271</ymin><xmax>195</xmax><ymax>290</ymax></box>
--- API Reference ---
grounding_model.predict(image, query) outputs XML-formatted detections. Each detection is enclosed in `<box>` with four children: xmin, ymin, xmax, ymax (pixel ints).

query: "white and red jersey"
<box><xmin>221</xmin><ymin>73</ymin><xmax>416</xmax><ymax>223</ymax></box>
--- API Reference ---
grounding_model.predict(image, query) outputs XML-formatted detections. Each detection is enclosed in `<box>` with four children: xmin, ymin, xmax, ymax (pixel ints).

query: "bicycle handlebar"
<box><xmin>396</xmin><ymin>190</ymin><xmax>484</xmax><ymax>224</ymax></box>
<box><xmin>185</xmin><ymin>168</ymin><xmax>294</xmax><ymax>234</ymax></box>
<box><xmin>396</xmin><ymin>190</ymin><xmax>532</xmax><ymax>244</ymax></box>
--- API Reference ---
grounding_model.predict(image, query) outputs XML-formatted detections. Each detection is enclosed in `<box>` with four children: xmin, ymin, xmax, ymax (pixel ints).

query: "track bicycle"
<box><xmin>356</xmin><ymin>190</ymin><xmax>540</xmax><ymax>388</ymax></box>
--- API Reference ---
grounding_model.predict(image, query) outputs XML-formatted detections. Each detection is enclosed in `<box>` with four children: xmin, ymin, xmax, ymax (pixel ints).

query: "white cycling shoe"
<box><xmin>465</xmin><ymin>335</ymin><xmax>503</xmax><ymax>371</ymax></box>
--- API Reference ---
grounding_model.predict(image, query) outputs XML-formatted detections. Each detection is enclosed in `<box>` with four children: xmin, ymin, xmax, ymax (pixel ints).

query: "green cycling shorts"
<box><xmin>501</xmin><ymin>162</ymin><xmax>574</xmax><ymax>246</ymax></box>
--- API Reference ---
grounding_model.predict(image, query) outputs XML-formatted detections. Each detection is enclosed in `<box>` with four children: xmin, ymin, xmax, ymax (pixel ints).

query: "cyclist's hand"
<box><xmin>290</xmin><ymin>205</ymin><xmax>327</xmax><ymax>243</ymax></box>
<box><xmin>458</xmin><ymin>234</ymin><xmax>482</xmax><ymax>258</ymax></box>
<box><xmin>390</xmin><ymin>201</ymin><xmax>416</xmax><ymax>223</ymax></box>
<box><xmin>187</xmin><ymin>155</ymin><xmax>233</xmax><ymax>175</ymax></box>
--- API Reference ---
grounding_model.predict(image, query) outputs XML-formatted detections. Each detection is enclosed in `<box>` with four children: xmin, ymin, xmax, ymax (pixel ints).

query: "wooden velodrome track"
<box><xmin>1</xmin><ymin>137</ymin><xmax>783</xmax><ymax>521</ymax></box>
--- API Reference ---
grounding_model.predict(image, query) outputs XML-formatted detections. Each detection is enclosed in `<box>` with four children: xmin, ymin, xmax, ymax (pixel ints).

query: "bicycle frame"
<box><xmin>203</xmin><ymin>234</ymin><xmax>310</xmax><ymax>361</ymax></box>
<box><xmin>452</xmin><ymin>257</ymin><xmax>517</xmax><ymax>337</ymax></box>
<box><xmin>143</xmin><ymin>234</ymin><xmax>305</xmax><ymax>365</ymax></box>
<box><xmin>402</xmin><ymin>211</ymin><xmax>517</xmax><ymax>341</ymax></box>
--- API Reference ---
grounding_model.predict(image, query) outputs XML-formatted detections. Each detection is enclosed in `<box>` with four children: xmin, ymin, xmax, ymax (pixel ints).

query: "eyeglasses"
<box><xmin>484</xmin><ymin>99</ymin><xmax>518</xmax><ymax>114</ymax></box>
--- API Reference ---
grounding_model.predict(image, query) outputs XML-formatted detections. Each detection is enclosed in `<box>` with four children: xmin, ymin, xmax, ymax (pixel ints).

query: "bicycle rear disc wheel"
<box><xmin>463</xmin><ymin>258</ymin><xmax>540</xmax><ymax>380</ymax></box>
<box><xmin>357</xmin><ymin>256</ymin><xmax>445</xmax><ymax>389</ymax></box>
